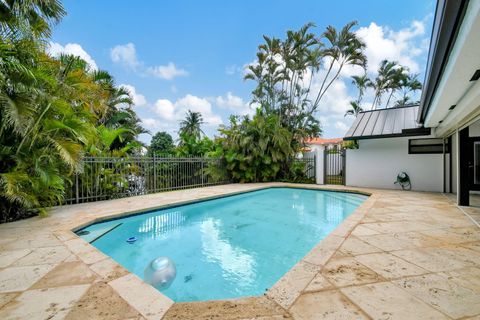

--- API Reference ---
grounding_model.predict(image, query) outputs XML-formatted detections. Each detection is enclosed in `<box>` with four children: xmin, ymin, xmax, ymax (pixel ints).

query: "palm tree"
<box><xmin>384</xmin><ymin>66</ymin><xmax>408</xmax><ymax>108</ymax></box>
<box><xmin>179</xmin><ymin>110</ymin><xmax>205</xmax><ymax>140</ymax></box>
<box><xmin>370</xmin><ymin>60</ymin><xmax>399</xmax><ymax>109</ymax></box>
<box><xmin>393</xmin><ymin>96</ymin><xmax>412</xmax><ymax>108</ymax></box>
<box><xmin>345</xmin><ymin>101</ymin><xmax>363</xmax><ymax>117</ymax></box>
<box><xmin>396</xmin><ymin>73</ymin><xmax>422</xmax><ymax>106</ymax></box>
<box><xmin>0</xmin><ymin>0</ymin><xmax>66</xmax><ymax>39</ymax></box>
<box><xmin>313</xmin><ymin>21</ymin><xmax>367</xmax><ymax>108</ymax></box>
<box><xmin>351</xmin><ymin>73</ymin><xmax>371</xmax><ymax>103</ymax></box>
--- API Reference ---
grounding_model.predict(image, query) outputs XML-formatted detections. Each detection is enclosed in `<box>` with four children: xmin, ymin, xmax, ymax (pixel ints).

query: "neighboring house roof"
<box><xmin>344</xmin><ymin>105</ymin><xmax>431</xmax><ymax>140</ymax></box>
<box><xmin>305</xmin><ymin>137</ymin><xmax>343</xmax><ymax>145</ymax></box>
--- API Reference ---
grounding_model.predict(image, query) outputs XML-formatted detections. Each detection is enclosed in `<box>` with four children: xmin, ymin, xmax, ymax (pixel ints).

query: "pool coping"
<box><xmin>67</xmin><ymin>183</ymin><xmax>376</xmax><ymax>318</ymax></box>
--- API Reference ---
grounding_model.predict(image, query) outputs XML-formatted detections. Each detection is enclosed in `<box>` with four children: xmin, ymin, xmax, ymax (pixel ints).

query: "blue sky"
<box><xmin>49</xmin><ymin>0</ymin><xmax>435</xmax><ymax>143</ymax></box>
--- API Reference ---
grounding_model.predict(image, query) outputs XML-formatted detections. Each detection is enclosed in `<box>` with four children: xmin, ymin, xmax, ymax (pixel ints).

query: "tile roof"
<box><xmin>305</xmin><ymin>137</ymin><xmax>343</xmax><ymax>145</ymax></box>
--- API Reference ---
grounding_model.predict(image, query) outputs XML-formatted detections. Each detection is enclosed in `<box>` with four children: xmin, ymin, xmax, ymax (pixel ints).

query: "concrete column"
<box><xmin>458</xmin><ymin>127</ymin><xmax>469</xmax><ymax>206</ymax></box>
<box><xmin>315</xmin><ymin>147</ymin><xmax>324</xmax><ymax>185</ymax></box>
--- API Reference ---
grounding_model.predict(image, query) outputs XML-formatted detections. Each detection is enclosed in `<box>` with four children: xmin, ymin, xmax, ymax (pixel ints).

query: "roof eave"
<box><xmin>418</xmin><ymin>0</ymin><xmax>470</xmax><ymax>124</ymax></box>
<box><xmin>344</xmin><ymin>127</ymin><xmax>431</xmax><ymax>141</ymax></box>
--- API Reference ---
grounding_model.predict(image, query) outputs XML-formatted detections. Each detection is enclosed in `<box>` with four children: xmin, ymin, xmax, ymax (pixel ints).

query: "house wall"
<box><xmin>346</xmin><ymin>136</ymin><xmax>443</xmax><ymax>192</ymax></box>
<box><xmin>307</xmin><ymin>143</ymin><xmax>343</xmax><ymax>152</ymax></box>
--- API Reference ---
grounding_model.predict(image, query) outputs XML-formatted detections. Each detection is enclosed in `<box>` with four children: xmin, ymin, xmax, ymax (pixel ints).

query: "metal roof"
<box><xmin>344</xmin><ymin>105</ymin><xmax>431</xmax><ymax>140</ymax></box>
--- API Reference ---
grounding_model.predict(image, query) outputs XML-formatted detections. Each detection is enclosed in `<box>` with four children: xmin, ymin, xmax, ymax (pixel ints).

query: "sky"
<box><xmin>49</xmin><ymin>0</ymin><xmax>436</xmax><ymax>143</ymax></box>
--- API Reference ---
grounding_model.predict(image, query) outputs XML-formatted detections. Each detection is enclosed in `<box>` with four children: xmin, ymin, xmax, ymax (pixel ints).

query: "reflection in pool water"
<box><xmin>79</xmin><ymin>188</ymin><xmax>367</xmax><ymax>301</ymax></box>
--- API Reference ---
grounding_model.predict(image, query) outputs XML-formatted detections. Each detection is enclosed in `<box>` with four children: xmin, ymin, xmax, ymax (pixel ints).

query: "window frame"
<box><xmin>408</xmin><ymin>138</ymin><xmax>450</xmax><ymax>154</ymax></box>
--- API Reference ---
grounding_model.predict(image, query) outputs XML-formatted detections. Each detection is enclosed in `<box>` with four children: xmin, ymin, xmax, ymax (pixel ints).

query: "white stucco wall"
<box><xmin>346</xmin><ymin>136</ymin><xmax>443</xmax><ymax>192</ymax></box>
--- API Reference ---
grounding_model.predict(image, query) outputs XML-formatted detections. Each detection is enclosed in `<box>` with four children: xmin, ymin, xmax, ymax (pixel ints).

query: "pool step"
<box><xmin>76</xmin><ymin>223</ymin><xmax>123</xmax><ymax>243</ymax></box>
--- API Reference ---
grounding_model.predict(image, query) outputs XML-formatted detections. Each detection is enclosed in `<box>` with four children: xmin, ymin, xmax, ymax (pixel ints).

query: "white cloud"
<box><xmin>110</xmin><ymin>43</ymin><xmax>140</xmax><ymax>70</ymax></box>
<box><xmin>215</xmin><ymin>92</ymin><xmax>244</xmax><ymax>109</ymax></box>
<box><xmin>154</xmin><ymin>99</ymin><xmax>175</xmax><ymax>121</ymax></box>
<box><xmin>154</xmin><ymin>94</ymin><xmax>223</xmax><ymax>127</ymax></box>
<box><xmin>147</xmin><ymin>62</ymin><xmax>189</xmax><ymax>80</ymax></box>
<box><xmin>48</xmin><ymin>42</ymin><xmax>98</xmax><ymax>70</ymax></box>
<box><xmin>110</xmin><ymin>43</ymin><xmax>188</xmax><ymax>80</ymax></box>
<box><xmin>214</xmin><ymin>92</ymin><xmax>255</xmax><ymax>116</ymax></box>
<box><xmin>356</xmin><ymin>20</ymin><xmax>427</xmax><ymax>73</ymax></box>
<box><xmin>334</xmin><ymin>121</ymin><xmax>349</xmax><ymax>132</ymax></box>
<box><xmin>119</xmin><ymin>84</ymin><xmax>147</xmax><ymax>107</ymax></box>
<box><xmin>225</xmin><ymin>65</ymin><xmax>237</xmax><ymax>75</ymax></box>
<box><xmin>225</xmin><ymin>64</ymin><xmax>246</xmax><ymax>76</ymax></box>
<box><xmin>141</xmin><ymin>118</ymin><xmax>160</xmax><ymax>129</ymax></box>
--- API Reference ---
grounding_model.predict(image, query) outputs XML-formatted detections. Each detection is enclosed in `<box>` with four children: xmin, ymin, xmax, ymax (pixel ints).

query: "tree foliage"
<box><xmin>179</xmin><ymin>110</ymin><xmax>205</xmax><ymax>141</ymax></box>
<box><xmin>245</xmin><ymin>21</ymin><xmax>366</xmax><ymax>148</ymax></box>
<box><xmin>346</xmin><ymin>60</ymin><xmax>423</xmax><ymax>117</ymax></box>
<box><xmin>0</xmin><ymin>0</ymin><xmax>145</xmax><ymax>221</ymax></box>
<box><xmin>148</xmin><ymin>131</ymin><xmax>174</xmax><ymax>156</ymax></box>
<box><xmin>216</xmin><ymin>112</ymin><xmax>295</xmax><ymax>182</ymax></box>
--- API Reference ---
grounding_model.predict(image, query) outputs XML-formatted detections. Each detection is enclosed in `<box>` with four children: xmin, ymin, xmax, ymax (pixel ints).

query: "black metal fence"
<box><xmin>324</xmin><ymin>149</ymin><xmax>345</xmax><ymax>185</ymax></box>
<box><xmin>64</xmin><ymin>155</ymin><xmax>317</xmax><ymax>205</ymax></box>
<box><xmin>65</xmin><ymin>156</ymin><xmax>229</xmax><ymax>204</ymax></box>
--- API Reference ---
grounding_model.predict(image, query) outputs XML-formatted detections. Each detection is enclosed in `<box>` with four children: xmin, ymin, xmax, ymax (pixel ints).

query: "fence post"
<box><xmin>315</xmin><ymin>148</ymin><xmax>324</xmax><ymax>185</ymax></box>
<box><xmin>153</xmin><ymin>154</ymin><xmax>157</xmax><ymax>192</ymax></box>
<box><xmin>201</xmin><ymin>159</ymin><xmax>205</xmax><ymax>186</ymax></box>
<box><xmin>75</xmin><ymin>173</ymin><xmax>79</xmax><ymax>204</ymax></box>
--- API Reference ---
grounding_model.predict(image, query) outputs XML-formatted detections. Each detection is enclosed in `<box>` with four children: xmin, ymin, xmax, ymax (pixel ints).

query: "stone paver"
<box><xmin>321</xmin><ymin>257</ymin><xmax>384</xmax><ymax>287</ymax></box>
<box><xmin>290</xmin><ymin>290</ymin><xmax>369</xmax><ymax>319</ymax></box>
<box><xmin>0</xmin><ymin>284</ymin><xmax>90</xmax><ymax>320</ymax></box>
<box><xmin>353</xmin><ymin>252</ymin><xmax>428</xmax><ymax>279</ymax></box>
<box><xmin>394</xmin><ymin>273</ymin><xmax>480</xmax><ymax>318</ymax></box>
<box><xmin>0</xmin><ymin>249</ymin><xmax>31</xmax><ymax>268</ymax></box>
<box><xmin>0</xmin><ymin>264</ymin><xmax>56</xmax><ymax>293</ymax></box>
<box><xmin>0</xmin><ymin>183</ymin><xmax>478</xmax><ymax>319</ymax></box>
<box><xmin>341</xmin><ymin>281</ymin><xmax>450</xmax><ymax>319</ymax></box>
<box><xmin>65</xmin><ymin>282</ymin><xmax>142</xmax><ymax>320</ymax></box>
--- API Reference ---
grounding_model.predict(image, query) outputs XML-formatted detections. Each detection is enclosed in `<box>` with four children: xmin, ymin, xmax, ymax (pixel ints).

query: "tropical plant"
<box><xmin>346</xmin><ymin>73</ymin><xmax>371</xmax><ymax>117</ymax></box>
<box><xmin>179</xmin><ymin>110</ymin><xmax>205</xmax><ymax>141</ymax></box>
<box><xmin>148</xmin><ymin>131</ymin><xmax>174</xmax><ymax>156</ymax></box>
<box><xmin>216</xmin><ymin>112</ymin><xmax>294</xmax><ymax>182</ymax></box>
<box><xmin>0</xmin><ymin>0</ymin><xmax>146</xmax><ymax>221</ymax></box>
<box><xmin>345</xmin><ymin>101</ymin><xmax>363</xmax><ymax>117</ymax></box>
<box><xmin>370</xmin><ymin>59</ymin><xmax>417</xmax><ymax>109</ymax></box>
<box><xmin>176</xmin><ymin>133</ymin><xmax>214</xmax><ymax>157</ymax></box>
<box><xmin>351</xmin><ymin>73</ymin><xmax>371</xmax><ymax>103</ymax></box>
<box><xmin>370</xmin><ymin>60</ymin><xmax>396</xmax><ymax>109</ymax></box>
<box><xmin>397</xmin><ymin>73</ymin><xmax>422</xmax><ymax>106</ymax></box>
<box><xmin>312</xmin><ymin>21</ymin><xmax>367</xmax><ymax>107</ymax></box>
<box><xmin>0</xmin><ymin>0</ymin><xmax>66</xmax><ymax>39</ymax></box>
<box><xmin>245</xmin><ymin>21</ymin><xmax>366</xmax><ymax>150</ymax></box>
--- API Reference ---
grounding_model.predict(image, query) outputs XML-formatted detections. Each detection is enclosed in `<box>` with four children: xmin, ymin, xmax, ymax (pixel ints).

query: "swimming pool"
<box><xmin>77</xmin><ymin>187</ymin><xmax>367</xmax><ymax>302</ymax></box>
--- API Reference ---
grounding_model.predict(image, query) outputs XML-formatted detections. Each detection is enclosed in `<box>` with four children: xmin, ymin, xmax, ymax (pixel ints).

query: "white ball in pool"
<box><xmin>144</xmin><ymin>257</ymin><xmax>176</xmax><ymax>290</ymax></box>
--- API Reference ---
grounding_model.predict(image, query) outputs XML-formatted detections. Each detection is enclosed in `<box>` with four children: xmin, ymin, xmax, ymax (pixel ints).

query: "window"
<box><xmin>408</xmin><ymin>138</ymin><xmax>450</xmax><ymax>154</ymax></box>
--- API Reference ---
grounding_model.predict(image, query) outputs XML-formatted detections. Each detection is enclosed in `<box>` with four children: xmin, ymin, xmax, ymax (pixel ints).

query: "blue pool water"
<box><xmin>78</xmin><ymin>187</ymin><xmax>367</xmax><ymax>302</ymax></box>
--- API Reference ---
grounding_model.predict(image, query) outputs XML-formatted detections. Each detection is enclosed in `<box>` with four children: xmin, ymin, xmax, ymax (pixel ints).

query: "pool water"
<box><xmin>78</xmin><ymin>187</ymin><xmax>367</xmax><ymax>302</ymax></box>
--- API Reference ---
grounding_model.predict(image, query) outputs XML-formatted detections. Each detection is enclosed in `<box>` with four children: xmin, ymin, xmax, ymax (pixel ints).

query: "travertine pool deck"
<box><xmin>0</xmin><ymin>183</ymin><xmax>479</xmax><ymax>319</ymax></box>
